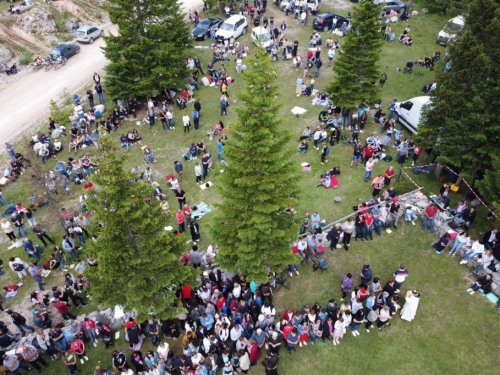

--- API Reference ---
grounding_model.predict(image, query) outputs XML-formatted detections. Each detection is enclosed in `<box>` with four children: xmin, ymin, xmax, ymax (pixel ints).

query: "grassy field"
<box><xmin>1</xmin><ymin>1</ymin><xmax>499</xmax><ymax>374</ymax></box>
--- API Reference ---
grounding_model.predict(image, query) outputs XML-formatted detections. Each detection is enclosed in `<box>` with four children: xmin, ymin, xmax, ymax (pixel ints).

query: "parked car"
<box><xmin>215</xmin><ymin>15</ymin><xmax>248</xmax><ymax>41</ymax></box>
<box><xmin>374</xmin><ymin>0</ymin><xmax>407</xmax><ymax>14</ymax></box>
<box><xmin>191</xmin><ymin>17</ymin><xmax>224</xmax><ymax>40</ymax></box>
<box><xmin>280</xmin><ymin>0</ymin><xmax>321</xmax><ymax>14</ymax></box>
<box><xmin>49</xmin><ymin>44</ymin><xmax>81</xmax><ymax>61</ymax></box>
<box><xmin>436</xmin><ymin>16</ymin><xmax>464</xmax><ymax>45</ymax></box>
<box><xmin>74</xmin><ymin>25</ymin><xmax>104</xmax><ymax>44</ymax></box>
<box><xmin>312</xmin><ymin>12</ymin><xmax>349</xmax><ymax>32</ymax></box>
<box><xmin>251</xmin><ymin>26</ymin><xmax>273</xmax><ymax>50</ymax></box>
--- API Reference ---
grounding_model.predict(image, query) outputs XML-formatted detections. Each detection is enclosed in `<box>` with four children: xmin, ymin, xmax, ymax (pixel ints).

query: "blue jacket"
<box><xmin>144</xmin><ymin>352</ymin><xmax>158</xmax><ymax>368</ymax></box>
<box><xmin>200</xmin><ymin>313</ymin><xmax>214</xmax><ymax>330</ymax></box>
<box><xmin>174</xmin><ymin>162</ymin><xmax>183</xmax><ymax>174</ymax></box>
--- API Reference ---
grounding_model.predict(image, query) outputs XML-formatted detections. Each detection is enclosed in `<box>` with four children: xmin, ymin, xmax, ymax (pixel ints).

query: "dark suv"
<box><xmin>312</xmin><ymin>12</ymin><xmax>349</xmax><ymax>32</ymax></box>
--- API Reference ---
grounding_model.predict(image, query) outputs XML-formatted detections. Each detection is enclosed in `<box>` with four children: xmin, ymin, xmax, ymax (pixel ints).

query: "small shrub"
<box><xmin>18</xmin><ymin>52</ymin><xmax>32</xmax><ymax>66</ymax></box>
<box><xmin>95</xmin><ymin>10</ymin><xmax>102</xmax><ymax>20</ymax></box>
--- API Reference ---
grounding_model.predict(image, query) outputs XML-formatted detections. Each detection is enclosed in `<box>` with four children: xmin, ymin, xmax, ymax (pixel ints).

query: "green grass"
<box><xmin>1</xmin><ymin>2</ymin><xmax>499</xmax><ymax>374</ymax></box>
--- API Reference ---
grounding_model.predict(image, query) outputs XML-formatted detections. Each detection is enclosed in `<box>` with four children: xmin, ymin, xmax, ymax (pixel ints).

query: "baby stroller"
<box><xmin>312</xmin><ymin>258</ymin><xmax>328</xmax><ymax>272</ymax></box>
<box><xmin>341</xmin><ymin>133</ymin><xmax>354</xmax><ymax>146</ymax></box>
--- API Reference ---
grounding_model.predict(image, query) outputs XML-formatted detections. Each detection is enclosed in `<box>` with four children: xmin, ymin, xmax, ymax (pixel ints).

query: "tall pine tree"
<box><xmin>210</xmin><ymin>50</ymin><xmax>300</xmax><ymax>283</ymax></box>
<box><xmin>417</xmin><ymin>0</ymin><xmax>500</xmax><ymax>181</ymax></box>
<box><xmin>326</xmin><ymin>1</ymin><xmax>383</xmax><ymax>111</ymax></box>
<box><xmin>102</xmin><ymin>0</ymin><xmax>193</xmax><ymax>99</ymax></box>
<box><xmin>84</xmin><ymin>135</ymin><xmax>197</xmax><ymax>319</ymax></box>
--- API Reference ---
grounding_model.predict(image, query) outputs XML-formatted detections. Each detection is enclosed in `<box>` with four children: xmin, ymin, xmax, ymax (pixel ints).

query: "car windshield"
<box><xmin>444</xmin><ymin>22</ymin><xmax>463</xmax><ymax>33</ymax></box>
<box><xmin>75</xmin><ymin>31</ymin><xmax>86</xmax><ymax>36</ymax></box>
<box><xmin>259</xmin><ymin>34</ymin><xmax>270</xmax><ymax>41</ymax></box>
<box><xmin>197</xmin><ymin>20</ymin><xmax>211</xmax><ymax>29</ymax></box>
<box><xmin>50</xmin><ymin>49</ymin><xmax>61</xmax><ymax>56</ymax></box>
<box><xmin>220</xmin><ymin>23</ymin><xmax>234</xmax><ymax>31</ymax></box>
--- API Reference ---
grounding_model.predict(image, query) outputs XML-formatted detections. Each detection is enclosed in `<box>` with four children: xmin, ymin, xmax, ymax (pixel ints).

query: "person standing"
<box><xmin>86</xmin><ymin>89</ymin><xmax>94</xmax><ymax>109</ymax></box>
<box><xmin>174</xmin><ymin>161</ymin><xmax>183</xmax><ymax>182</ymax></box>
<box><xmin>220</xmin><ymin>95</ymin><xmax>228</xmax><ymax>116</ymax></box>
<box><xmin>261</xmin><ymin>351</ymin><xmax>278</xmax><ymax>375</ymax></box>
<box><xmin>350</xmin><ymin>142</ymin><xmax>363</xmax><ymax>170</ymax></box>
<box><xmin>159</xmin><ymin>109</ymin><xmax>168</xmax><ymax>132</ymax></box>
<box><xmin>53</xmin><ymin>299</ymin><xmax>77</xmax><ymax>320</ymax></box>
<box><xmin>28</xmin><ymin>263</ymin><xmax>45</xmax><ymax>291</ymax></box>
<box><xmin>11</xmin><ymin>213</ymin><xmax>28</xmax><ymax>238</ymax></box>
<box><xmin>8</xmin><ymin>257</ymin><xmax>28</xmax><ymax>281</ymax></box>
<box><xmin>62</xmin><ymin>235</ymin><xmax>79</xmax><ymax>263</ymax></box>
<box><xmin>195</xmin><ymin>162</ymin><xmax>202</xmax><ymax>184</ymax></box>
<box><xmin>6</xmin><ymin>310</ymin><xmax>35</xmax><ymax>337</ymax></box>
<box><xmin>400</xmin><ymin>290</ymin><xmax>420</xmax><ymax>321</ymax></box>
<box><xmin>192</xmin><ymin>109</ymin><xmax>200</xmax><ymax>131</ymax></box>
<box><xmin>393</xmin><ymin>264</ymin><xmax>409</xmax><ymax>290</ymax></box>
<box><xmin>190</xmin><ymin>220</ymin><xmax>201</xmax><ymax>243</ymax></box>
<box><xmin>390</xmin><ymin>200</ymin><xmax>402</xmax><ymax>229</ymax></box>
<box><xmin>342</xmin><ymin>218</ymin><xmax>354</xmax><ymax>249</ymax></box>
<box><xmin>21</xmin><ymin>345</ymin><xmax>49</xmax><ymax>373</ymax></box>
<box><xmin>194</xmin><ymin>57</ymin><xmax>204</xmax><ymax>75</ymax></box>
<box><xmin>327</xmin><ymin>223</ymin><xmax>342</xmax><ymax>251</ymax></box>
<box><xmin>95</xmin><ymin>83</ymin><xmax>104</xmax><ymax>104</ymax></box>
<box><xmin>292</xmin><ymin>38</ymin><xmax>298</xmax><ymax>57</ymax></box>
<box><xmin>202</xmin><ymin>151</ymin><xmax>211</xmax><ymax>180</ymax></box>
<box><xmin>62</xmin><ymin>350</ymin><xmax>80</xmax><ymax>375</ymax></box>
<box><xmin>299</xmin><ymin>213</ymin><xmax>310</xmax><ymax>235</ymax></box>
<box><xmin>360</xmin><ymin>265</ymin><xmax>372</xmax><ymax>285</ymax></box>
<box><xmin>340</xmin><ymin>273</ymin><xmax>353</xmax><ymax>301</ymax></box>
<box><xmin>421</xmin><ymin>203</ymin><xmax>438</xmax><ymax>233</ymax></box>
<box><xmin>364</xmin><ymin>211</ymin><xmax>374</xmax><ymax>242</ymax></box>
<box><xmin>33</xmin><ymin>223</ymin><xmax>55</xmax><ymax>248</ymax></box>
<box><xmin>364</xmin><ymin>158</ymin><xmax>375</xmax><ymax>182</ymax></box>
<box><xmin>320</xmin><ymin>142</ymin><xmax>329</xmax><ymax>164</ymax></box>
<box><xmin>371</xmin><ymin>175</ymin><xmax>384</xmax><ymax>197</ymax></box>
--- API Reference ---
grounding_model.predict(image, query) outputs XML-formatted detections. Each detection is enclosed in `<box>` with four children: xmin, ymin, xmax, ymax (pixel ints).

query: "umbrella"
<box><xmin>379</xmin><ymin>135</ymin><xmax>392</xmax><ymax>147</ymax></box>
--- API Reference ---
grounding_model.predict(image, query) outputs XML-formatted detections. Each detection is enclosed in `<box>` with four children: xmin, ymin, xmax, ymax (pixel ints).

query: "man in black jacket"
<box><xmin>327</xmin><ymin>223</ymin><xmax>343</xmax><ymax>251</ymax></box>
<box><xmin>6</xmin><ymin>310</ymin><xmax>35</xmax><ymax>336</ymax></box>
<box><xmin>194</xmin><ymin>99</ymin><xmax>201</xmax><ymax>116</ymax></box>
<box><xmin>461</xmin><ymin>207</ymin><xmax>476</xmax><ymax>229</ymax></box>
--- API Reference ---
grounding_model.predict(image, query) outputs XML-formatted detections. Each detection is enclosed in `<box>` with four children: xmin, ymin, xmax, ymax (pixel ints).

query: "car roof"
<box><xmin>225</xmin><ymin>14</ymin><xmax>245</xmax><ymax>23</ymax></box>
<box><xmin>76</xmin><ymin>26</ymin><xmax>99</xmax><ymax>31</ymax></box>
<box><xmin>449</xmin><ymin>15</ymin><xmax>465</xmax><ymax>25</ymax></box>
<box><xmin>252</xmin><ymin>26</ymin><xmax>270</xmax><ymax>35</ymax></box>
<box><xmin>52</xmin><ymin>45</ymin><xmax>68</xmax><ymax>51</ymax></box>
<box><xmin>316</xmin><ymin>12</ymin><xmax>346</xmax><ymax>19</ymax></box>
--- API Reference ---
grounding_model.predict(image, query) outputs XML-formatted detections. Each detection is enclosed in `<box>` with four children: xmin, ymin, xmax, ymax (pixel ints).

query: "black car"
<box><xmin>191</xmin><ymin>17</ymin><xmax>224</xmax><ymax>40</ymax></box>
<box><xmin>312</xmin><ymin>12</ymin><xmax>349</xmax><ymax>32</ymax></box>
<box><xmin>49</xmin><ymin>44</ymin><xmax>81</xmax><ymax>60</ymax></box>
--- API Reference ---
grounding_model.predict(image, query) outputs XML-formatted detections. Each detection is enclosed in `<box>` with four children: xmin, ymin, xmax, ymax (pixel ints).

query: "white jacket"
<box><xmin>471</xmin><ymin>240</ymin><xmax>485</xmax><ymax>254</ymax></box>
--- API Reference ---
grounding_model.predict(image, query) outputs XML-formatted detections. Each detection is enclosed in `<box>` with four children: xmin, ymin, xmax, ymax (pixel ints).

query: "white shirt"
<box><xmin>195</xmin><ymin>165</ymin><xmax>202</xmax><ymax>176</ymax></box>
<box><xmin>183</xmin><ymin>115</ymin><xmax>190</xmax><ymax>126</ymax></box>
<box><xmin>365</xmin><ymin>160</ymin><xmax>375</xmax><ymax>172</ymax></box>
<box><xmin>328</xmin><ymin>48</ymin><xmax>336</xmax><ymax>59</ymax></box>
<box><xmin>471</xmin><ymin>240</ymin><xmax>484</xmax><ymax>254</ymax></box>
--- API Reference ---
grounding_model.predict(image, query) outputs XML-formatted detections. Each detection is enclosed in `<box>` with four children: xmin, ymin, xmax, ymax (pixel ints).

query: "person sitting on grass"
<box><xmin>466</xmin><ymin>274</ymin><xmax>492</xmax><ymax>295</ymax></box>
<box><xmin>316</xmin><ymin>176</ymin><xmax>331</xmax><ymax>188</ymax></box>
<box><xmin>297</xmin><ymin>141</ymin><xmax>308</xmax><ymax>154</ymax></box>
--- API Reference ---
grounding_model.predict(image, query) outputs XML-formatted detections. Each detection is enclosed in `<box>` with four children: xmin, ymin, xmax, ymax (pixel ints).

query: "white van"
<box><xmin>394</xmin><ymin>96</ymin><xmax>431</xmax><ymax>135</ymax></box>
<box><xmin>251</xmin><ymin>27</ymin><xmax>272</xmax><ymax>50</ymax></box>
<box><xmin>436</xmin><ymin>16</ymin><xmax>464</xmax><ymax>45</ymax></box>
<box><xmin>280</xmin><ymin>0</ymin><xmax>321</xmax><ymax>13</ymax></box>
<box><xmin>215</xmin><ymin>15</ymin><xmax>248</xmax><ymax>42</ymax></box>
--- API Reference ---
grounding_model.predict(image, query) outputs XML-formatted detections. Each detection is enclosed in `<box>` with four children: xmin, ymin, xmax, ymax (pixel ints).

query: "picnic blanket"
<box><xmin>322</xmin><ymin>175</ymin><xmax>339</xmax><ymax>189</ymax></box>
<box><xmin>191</xmin><ymin>202</ymin><xmax>212</xmax><ymax>220</ymax></box>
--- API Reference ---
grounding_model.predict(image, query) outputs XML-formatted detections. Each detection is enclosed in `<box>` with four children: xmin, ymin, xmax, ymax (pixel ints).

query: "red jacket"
<box><xmin>81</xmin><ymin>319</ymin><xmax>96</xmax><ymax>331</ymax></box>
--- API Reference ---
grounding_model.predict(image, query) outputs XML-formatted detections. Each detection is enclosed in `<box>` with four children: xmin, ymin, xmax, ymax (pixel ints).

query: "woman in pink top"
<box><xmin>175</xmin><ymin>210</ymin><xmax>185</xmax><ymax>233</ymax></box>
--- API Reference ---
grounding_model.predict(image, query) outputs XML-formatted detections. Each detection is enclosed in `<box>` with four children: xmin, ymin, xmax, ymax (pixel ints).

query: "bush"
<box><xmin>95</xmin><ymin>10</ymin><xmax>102</xmax><ymax>20</ymax></box>
<box><xmin>18</xmin><ymin>52</ymin><xmax>32</xmax><ymax>66</ymax></box>
<box><xmin>58</xmin><ymin>33</ymin><xmax>74</xmax><ymax>42</ymax></box>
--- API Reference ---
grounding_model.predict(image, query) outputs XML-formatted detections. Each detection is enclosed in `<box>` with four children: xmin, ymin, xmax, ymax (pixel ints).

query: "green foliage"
<box><xmin>210</xmin><ymin>49</ymin><xmax>301</xmax><ymax>283</ymax></box>
<box><xmin>51</xmin><ymin>8</ymin><xmax>69</xmax><ymax>33</ymax></box>
<box><xmin>95</xmin><ymin>10</ymin><xmax>102</xmax><ymax>20</ymax></box>
<box><xmin>417</xmin><ymin>0</ymin><xmax>500</xmax><ymax>178</ymax></box>
<box><xmin>48</xmin><ymin>98</ymin><xmax>72</xmax><ymax>125</ymax></box>
<box><xmin>478</xmin><ymin>154</ymin><xmax>500</xmax><ymax>212</ymax></box>
<box><xmin>427</xmin><ymin>0</ymin><xmax>469</xmax><ymax>14</ymax></box>
<box><xmin>326</xmin><ymin>1</ymin><xmax>383</xmax><ymax>111</ymax></box>
<box><xmin>18</xmin><ymin>52</ymin><xmax>33</xmax><ymax>65</ymax></box>
<box><xmin>102</xmin><ymin>0</ymin><xmax>193</xmax><ymax>99</ymax></box>
<box><xmin>84</xmin><ymin>136</ymin><xmax>197</xmax><ymax>319</ymax></box>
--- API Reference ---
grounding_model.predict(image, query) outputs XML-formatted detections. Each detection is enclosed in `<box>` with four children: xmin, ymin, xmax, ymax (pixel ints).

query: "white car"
<box><xmin>280</xmin><ymin>0</ymin><xmax>321</xmax><ymax>13</ymax></box>
<box><xmin>394</xmin><ymin>96</ymin><xmax>431</xmax><ymax>135</ymax></box>
<box><xmin>215</xmin><ymin>15</ymin><xmax>248</xmax><ymax>41</ymax></box>
<box><xmin>436</xmin><ymin>16</ymin><xmax>464</xmax><ymax>45</ymax></box>
<box><xmin>74</xmin><ymin>25</ymin><xmax>104</xmax><ymax>44</ymax></box>
<box><xmin>251</xmin><ymin>26</ymin><xmax>273</xmax><ymax>50</ymax></box>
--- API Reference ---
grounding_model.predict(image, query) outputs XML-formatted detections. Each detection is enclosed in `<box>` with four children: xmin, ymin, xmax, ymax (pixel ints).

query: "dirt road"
<box><xmin>0</xmin><ymin>0</ymin><xmax>205</xmax><ymax>144</ymax></box>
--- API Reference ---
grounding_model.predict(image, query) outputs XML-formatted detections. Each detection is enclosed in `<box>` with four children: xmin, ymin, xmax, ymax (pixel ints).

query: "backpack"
<box><xmin>325</xmin><ymin>147</ymin><xmax>330</xmax><ymax>156</ymax></box>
